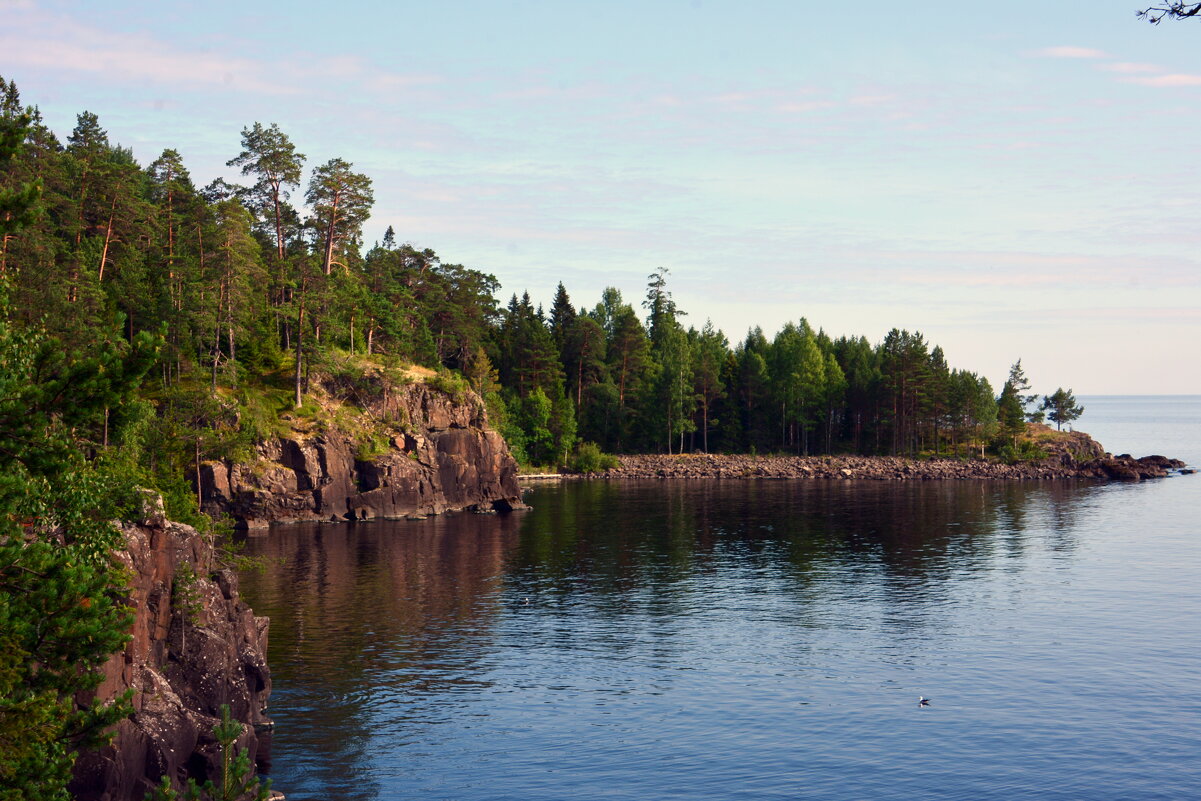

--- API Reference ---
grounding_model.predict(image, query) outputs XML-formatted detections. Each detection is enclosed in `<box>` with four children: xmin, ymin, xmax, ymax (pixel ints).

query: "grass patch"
<box><xmin>427</xmin><ymin>368</ymin><xmax>470</xmax><ymax>404</ymax></box>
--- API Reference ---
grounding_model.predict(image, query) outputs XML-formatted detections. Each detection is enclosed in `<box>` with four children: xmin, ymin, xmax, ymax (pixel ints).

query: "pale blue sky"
<box><xmin>3</xmin><ymin>0</ymin><xmax>1200</xmax><ymax>393</ymax></box>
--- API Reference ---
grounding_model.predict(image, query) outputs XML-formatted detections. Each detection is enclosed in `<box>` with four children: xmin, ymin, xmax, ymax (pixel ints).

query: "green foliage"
<box><xmin>486</xmin><ymin>391</ymin><xmax>528</xmax><ymax>465</ymax></box>
<box><xmin>0</xmin><ymin>80</ymin><xmax>42</xmax><ymax>238</ymax></box>
<box><xmin>568</xmin><ymin>441</ymin><xmax>619</xmax><ymax>474</ymax></box>
<box><xmin>549</xmin><ymin>390</ymin><xmax>578</xmax><ymax>465</ymax></box>
<box><xmin>514</xmin><ymin>387</ymin><xmax>555</xmax><ymax>465</ymax></box>
<box><xmin>355</xmin><ymin>432</ymin><xmax>392</xmax><ymax>462</ymax></box>
<box><xmin>427</xmin><ymin>368</ymin><xmax>469</xmax><ymax>404</ymax></box>
<box><xmin>997</xmin><ymin>439</ymin><xmax>1050</xmax><ymax>465</ymax></box>
<box><xmin>171</xmin><ymin>562</ymin><xmax>203</xmax><ymax>626</ymax></box>
<box><xmin>150</xmin><ymin>705</ymin><xmax>271</xmax><ymax>801</ymax></box>
<box><xmin>0</xmin><ymin>289</ymin><xmax>150</xmax><ymax>799</ymax></box>
<box><xmin>1041</xmin><ymin>387</ymin><xmax>1084</xmax><ymax>431</ymax></box>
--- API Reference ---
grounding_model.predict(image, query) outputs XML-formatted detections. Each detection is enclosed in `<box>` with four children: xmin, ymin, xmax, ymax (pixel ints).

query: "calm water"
<box><xmin>240</xmin><ymin>396</ymin><xmax>1201</xmax><ymax>801</ymax></box>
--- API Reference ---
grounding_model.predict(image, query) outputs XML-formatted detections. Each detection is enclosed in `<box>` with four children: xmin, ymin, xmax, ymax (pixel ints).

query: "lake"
<box><xmin>239</xmin><ymin>396</ymin><xmax>1200</xmax><ymax>800</ymax></box>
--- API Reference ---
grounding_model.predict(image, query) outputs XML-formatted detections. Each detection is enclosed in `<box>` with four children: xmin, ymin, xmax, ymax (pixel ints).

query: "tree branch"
<box><xmin>1138</xmin><ymin>2</ymin><xmax>1201</xmax><ymax>23</ymax></box>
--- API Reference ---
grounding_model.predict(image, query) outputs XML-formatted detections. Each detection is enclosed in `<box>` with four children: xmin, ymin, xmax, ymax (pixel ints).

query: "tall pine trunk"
<box><xmin>294</xmin><ymin>276</ymin><xmax>307</xmax><ymax>408</ymax></box>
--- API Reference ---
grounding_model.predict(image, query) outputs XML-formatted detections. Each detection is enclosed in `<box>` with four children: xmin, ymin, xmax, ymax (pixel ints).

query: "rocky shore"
<box><xmin>592</xmin><ymin>430</ymin><xmax>1187</xmax><ymax>483</ymax></box>
<box><xmin>598</xmin><ymin>452</ymin><xmax>1187</xmax><ymax>481</ymax></box>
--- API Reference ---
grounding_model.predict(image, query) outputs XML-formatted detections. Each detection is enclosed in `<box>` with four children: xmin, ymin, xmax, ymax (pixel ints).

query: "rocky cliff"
<box><xmin>70</xmin><ymin>495</ymin><xmax>272</xmax><ymax>801</ymax></box>
<box><xmin>200</xmin><ymin>377</ymin><xmax>525</xmax><ymax>528</ymax></box>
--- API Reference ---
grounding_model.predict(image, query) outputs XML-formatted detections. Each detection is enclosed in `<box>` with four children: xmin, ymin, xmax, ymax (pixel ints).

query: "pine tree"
<box><xmin>1041</xmin><ymin>388</ymin><xmax>1084</xmax><ymax>430</ymax></box>
<box><xmin>305</xmin><ymin>158</ymin><xmax>373</xmax><ymax>276</ymax></box>
<box><xmin>927</xmin><ymin>346</ymin><xmax>951</xmax><ymax>454</ymax></box>
<box><xmin>794</xmin><ymin>325</ymin><xmax>827</xmax><ymax>455</ymax></box>
<box><xmin>150</xmin><ymin>705</ymin><xmax>271</xmax><ymax>801</ymax></box>
<box><xmin>566</xmin><ymin>315</ymin><xmax>606</xmax><ymax>409</ymax></box>
<box><xmin>226</xmin><ymin>122</ymin><xmax>305</xmax><ymax>263</ymax></box>
<box><xmin>205</xmin><ymin>200</ymin><xmax>267</xmax><ymax>387</ymax></box>
<box><xmin>0</xmin><ymin>79</ymin><xmax>42</xmax><ymax>244</ymax></box>
<box><xmin>821</xmin><ymin>351</ymin><xmax>847</xmax><ymax>453</ymax></box>
<box><xmin>691</xmin><ymin>321</ymin><xmax>727</xmax><ymax>453</ymax></box>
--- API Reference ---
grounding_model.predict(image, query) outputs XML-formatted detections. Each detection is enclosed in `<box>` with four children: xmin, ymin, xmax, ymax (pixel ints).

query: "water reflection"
<box><xmin>509</xmin><ymin>479</ymin><xmax>1088</xmax><ymax>587</ymax></box>
<box><xmin>240</xmin><ymin>513</ymin><xmax>523</xmax><ymax>799</ymax></box>
<box><xmin>240</xmin><ymin>479</ymin><xmax>1100</xmax><ymax>801</ymax></box>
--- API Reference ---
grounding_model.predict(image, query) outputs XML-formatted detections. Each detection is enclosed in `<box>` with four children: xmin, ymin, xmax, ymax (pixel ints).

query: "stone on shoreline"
<box><xmin>595</xmin><ymin>445</ymin><xmax>1186</xmax><ymax>483</ymax></box>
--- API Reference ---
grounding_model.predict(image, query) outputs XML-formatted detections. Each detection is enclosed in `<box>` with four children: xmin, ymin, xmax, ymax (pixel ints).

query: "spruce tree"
<box><xmin>997</xmin><ymin>360</ymin><xmax>1032</xmax><ymax>446</ymax></box>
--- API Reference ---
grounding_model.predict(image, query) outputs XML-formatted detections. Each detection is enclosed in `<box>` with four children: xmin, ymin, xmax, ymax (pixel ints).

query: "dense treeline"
<box><xmin>0</xmin><ymin>78</ymin><xmax>1082</xmax><ymax>475</ymax></box>
<box><xmin>489</xmin><ymin>273</ymin><xmax>1015</xmax><ymax>463</ymax></box>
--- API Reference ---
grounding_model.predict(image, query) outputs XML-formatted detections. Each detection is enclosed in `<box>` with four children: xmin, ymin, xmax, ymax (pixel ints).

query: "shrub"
<box><xmin>355</xmin><ymin>432</ymin><xmax>392</xmax><ymax>462</ymax></box>
<box><xmin>151</xmin><ymin>704</ymin><xmax>271</xmax><ymax>801</ymax></box>
<box><xmin>568</xmin><ymin>441</ymin><xmax>619</xmax><ymax>473</ymax></box>
<box><xmin>998</xmin><ymin>440</ymin><xmax>1049</xmax><ymax>464</ymax></box>
<box><xmin>427</xmin><ymin>369</ymin><xmax>469</xmax><ymax>404</ymax></box>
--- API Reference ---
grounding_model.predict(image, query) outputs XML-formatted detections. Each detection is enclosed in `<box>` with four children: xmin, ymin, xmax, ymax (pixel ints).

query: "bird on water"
<box><xmin>918</xmin><ymin>696</ymin><xmax>931</xmax><ymax>707</ymax></box>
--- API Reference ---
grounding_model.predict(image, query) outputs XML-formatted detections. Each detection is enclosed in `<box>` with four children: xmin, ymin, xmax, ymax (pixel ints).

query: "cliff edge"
<box><xmin>199</xmin><ymin>372</ymin><xmax>525</xmax><ymax>528</ymax></box>
<box><xmin>70</xmin><ymin>494</ymin><xmax>271</xmax><ymax>800</ymax></box>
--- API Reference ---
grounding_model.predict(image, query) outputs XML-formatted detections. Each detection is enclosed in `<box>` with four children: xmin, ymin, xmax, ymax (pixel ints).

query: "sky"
<box><xmin>2</xmin><ymin>0</ymin><xmax>1200</xmax><ymax>394</ymax></box>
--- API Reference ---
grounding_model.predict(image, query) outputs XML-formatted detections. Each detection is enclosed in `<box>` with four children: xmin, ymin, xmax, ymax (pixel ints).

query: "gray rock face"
<box><xmin>70</xmin><ymin>509</ymin><xmax>271</xmax><ymax>801</ymax></box>
<box><xmin>200</xmin><ymin>382</ymin><xmax>525</xmax><ymax>528</ymax></box>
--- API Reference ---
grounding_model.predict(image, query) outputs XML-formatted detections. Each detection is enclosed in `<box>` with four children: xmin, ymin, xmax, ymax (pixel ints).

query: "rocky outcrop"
<box><xmin>70</xmin><ymin>494</ymin><xmax>271</xmax><ymax>801</ymax></box>
<box><xmin>200</xmin><ymin>381</ymin><xmax>525</xmax><ymax>528</ymax></box>
<box><xmin>599</xmin><ymin>447</ymin><xmax>1187</xmax><ymax>482</ymax></box>
<box><xmin>1034</xmin><ymin>427</ymin><xmax>1108</xmax><ymax>465</ymax></box>
<box><xmin>1075</xmin><ymin>453</ymin><xmax>1188</xmax><ymax>481</ymax></box>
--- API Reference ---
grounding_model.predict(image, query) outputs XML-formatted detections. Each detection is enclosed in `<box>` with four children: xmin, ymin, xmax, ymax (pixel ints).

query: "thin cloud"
<box><xmin>1037</xmin><ymin>46</ymin><xmax>1108</xmax><ymax>59</ymax></box>
<box><xmin>849</xmin><ymin>94</ymin><xmax>896</xmax><ymax>107</ymax></box>
<box><xmin>0</xmin><ymin>7</ymin><xmax>436</xmax><ymax>98</ymax></box>
<box><xmin>0</xmin><ymin>34</ymin><xmax>297</xmax><ymax>95</ymax></box>
<box><xmin>1098</xmin><ymin>62</ymin><xmax>1162</xmax><ymax>74</ymax></box>
<box><xmin>705</xmin><ymin>92</ymin><xmax>753</xmax><ymax>105</ymax></box>
<box><xmin>1126</xmin><ymin>73</ymin><xmax>1201</xmax><ymax>87</ymax></box>
<box><xmin>776</xmin><ymin>100</ymin><xmax>834</xmax><ymax>113</ymax></box>
<box><xmin>1037</xmin><ymin>306</ymin><xmax>1201</xmax><ymax>322</ymax></box>
<box><xmin>855</xmin><ymin>248</ymin><xmax>1201</xmax><ymax>289</ymax></box>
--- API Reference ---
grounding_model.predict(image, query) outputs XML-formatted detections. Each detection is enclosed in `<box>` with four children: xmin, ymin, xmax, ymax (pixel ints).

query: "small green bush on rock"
<box><xmin>568</xmin><ymin>442</ymin><xmax>618</xmax><ymax>473</ymax></box>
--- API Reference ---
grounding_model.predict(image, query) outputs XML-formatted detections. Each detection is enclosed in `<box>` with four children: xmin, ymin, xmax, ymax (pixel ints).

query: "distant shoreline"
<box><xmin>553</xmin><ymin>451</ymin><xmax>1190</xmax><ymax>482</ymax></box>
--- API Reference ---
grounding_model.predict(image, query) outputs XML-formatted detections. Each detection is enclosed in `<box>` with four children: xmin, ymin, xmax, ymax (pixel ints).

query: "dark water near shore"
<box><xmin>239</xmin><ymin>396</ymin><xmax>1201</xmax><ymax>800</ymax></box>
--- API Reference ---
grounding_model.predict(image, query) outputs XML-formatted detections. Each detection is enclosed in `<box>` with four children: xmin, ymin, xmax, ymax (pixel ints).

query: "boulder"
<box><xmin>1099</xmin><ymin>459</ymin><xmax>1142</xmax><ymax>481</ymax></box>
